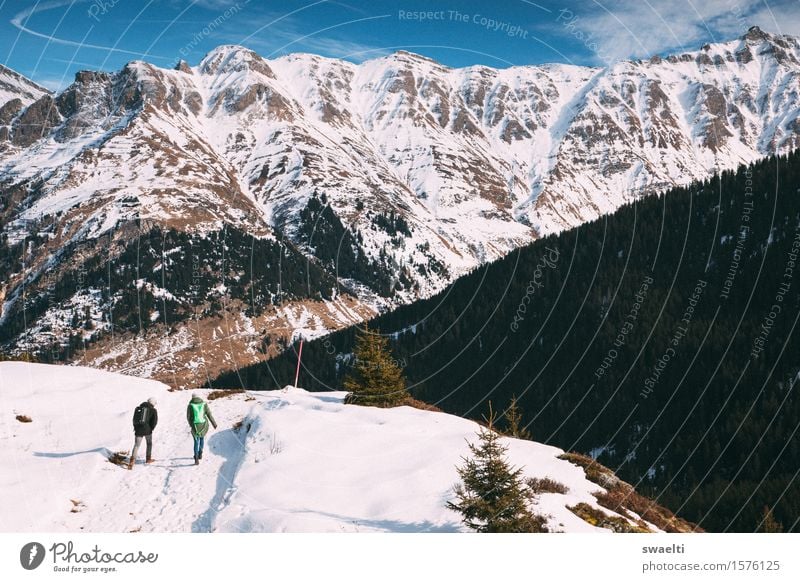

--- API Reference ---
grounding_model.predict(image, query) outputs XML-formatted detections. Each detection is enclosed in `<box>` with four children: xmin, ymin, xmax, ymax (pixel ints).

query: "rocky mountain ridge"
<box><xmin>1</xmin><ymin>26</ymin><xmax>799</xmax><ymax>384</ymax></box>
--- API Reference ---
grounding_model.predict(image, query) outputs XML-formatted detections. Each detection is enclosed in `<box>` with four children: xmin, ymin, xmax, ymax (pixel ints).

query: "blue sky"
<box><xmin>3</xmin><ymin>0</ymin><xmax>800</xmax><ymax>91</ymax></box>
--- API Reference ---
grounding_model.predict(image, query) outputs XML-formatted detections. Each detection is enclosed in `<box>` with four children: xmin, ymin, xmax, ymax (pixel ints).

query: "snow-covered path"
<box><xmin>79</xmin><ymin>391</ymin><xmax>253</xmax><ymax>534</ymax></box>
<box><xmin>0</xmin><ymin>362</ymin><xmax>257</xmax><ymax>533</ymax></box>
<box><xmin>0</xmin><ymin>362</ymin><xmax>644</xmax><ymax>533</ymax></box>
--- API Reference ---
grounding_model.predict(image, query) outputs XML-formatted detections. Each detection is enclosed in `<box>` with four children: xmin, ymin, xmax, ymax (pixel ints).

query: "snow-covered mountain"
<box><xmin>0</xmin><ymin>361</ymin><xmax>694</xmax><ymax>533</ymax></box>
<box><xmin>0</xmin><ymin>64</ymin><xmax>49</xmax><ymax>143</ymax></box>
<box><xmin>0</xmin><ymin>63</ymin><xmax>48</xmax><ymax>107</ymax></box>
<box><xmin>1</xmin><ymin>26</ymin><xmax>800</xmax><ymax>384</ymax></box>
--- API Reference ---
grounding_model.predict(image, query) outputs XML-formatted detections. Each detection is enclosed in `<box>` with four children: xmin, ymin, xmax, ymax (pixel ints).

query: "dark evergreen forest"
<box><xmin>215</xmin><ymin>150</ymin><xmax>800</xmax><ymax>532</ymax></box>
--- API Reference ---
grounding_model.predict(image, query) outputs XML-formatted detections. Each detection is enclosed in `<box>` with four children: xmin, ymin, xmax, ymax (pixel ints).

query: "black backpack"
<box><xmin>133</xmin><ymin>403</ymin><xmax>150</xmax><ymax>428</ymax></box>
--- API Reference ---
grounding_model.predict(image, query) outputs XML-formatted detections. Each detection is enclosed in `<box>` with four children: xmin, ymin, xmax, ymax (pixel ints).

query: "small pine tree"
<box><xmin>447</xmin><ymin>407</ymin><xmax>548</xmax><ymax>532</ymax></box>
<box><xmin>759</xmin><ymin>506</ymin><xmax>783</xmax><ymax>532</ymax></box>
<box><xmin>343</xmin><ymin>325</ymin><xmax>409</xmax><ymax>407</ymax></box>
<box><xmin>503</xmin><ymin>395</ymin><xmax>531</xmax><ymax>440</ymax></box>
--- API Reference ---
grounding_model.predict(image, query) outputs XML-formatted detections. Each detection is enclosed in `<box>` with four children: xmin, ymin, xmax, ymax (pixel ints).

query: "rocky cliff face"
<box><xmin>0</xmin><ymin>64</ymin><xmax>49</xmax><ymax>145</ymax></box>
<box><xmin>1</xmin><ymin>26</ymin><xmax>799</xmax><ymax>384</ymax></box>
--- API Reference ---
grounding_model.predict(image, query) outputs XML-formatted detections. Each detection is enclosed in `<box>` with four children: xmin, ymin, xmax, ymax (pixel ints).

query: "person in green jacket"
<box><xmin>187</xmin><ymin>393</ymin><xmax>217</xmax><ymax>465</ymax></box>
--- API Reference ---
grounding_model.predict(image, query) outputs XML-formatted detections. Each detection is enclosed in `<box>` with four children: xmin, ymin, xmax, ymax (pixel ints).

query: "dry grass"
<box><xmin>342</xmin><ymin>390</ymin><xmax>443</xmax><ymax>411</ymax></box>
<box><xmin>558</xmin><ymin>451</ymin><xmax>701</xmax><ymax>533</ymax></box>
<box><xmin>527</xmin><ymin>476</ymin><xmax>569</xmax><ymax>495</ymax></box>
<box><xmin>402</xmin><ymin>397</ymin><xmax>443</xmax><ymax>412</ymax></box>
<box><xmin>208</xmin><ymin>388</ymin><xmax>246</xmax><ymax>401</ymax></box>
<box><xmin>557</xmin><ymin>452</ymin><xmax>621</xmax><ymax>489</ymax></box>
<box><xmin>568</xmin><ymin>503</ymin><xmax>651</xmax><ymax>533</ymax></box>
<box><xmin>595</xmin><ymin>487</ymin><xmax>699</xmax><ymax>533</ymax></box>
<box><xmin>15</xmin><ymin>414</ymin><xmax>32</xmax><ymax>423</ymax></box>
<box><xmin>0</xmin><ymin>353</ymin><xmax>38</xmax><ymax>363</ymax></box>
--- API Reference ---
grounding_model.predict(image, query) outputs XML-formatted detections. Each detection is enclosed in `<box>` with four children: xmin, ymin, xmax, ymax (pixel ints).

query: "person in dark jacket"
<box><xmin>128</xmin><ymin>397</ymin><xmax>158</xmax><ymax>470</ymax></box>
<box><xmin>187</xmin><ymin>393</ymin><xmax>217</xmax><ymax>465</ymax></box>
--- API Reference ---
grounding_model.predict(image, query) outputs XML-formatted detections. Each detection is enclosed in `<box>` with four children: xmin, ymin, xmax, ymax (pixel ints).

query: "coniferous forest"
<box><xmin>215</xmin><ymin>150</ymin><xmax>800</xmax><ymax>532</ymax></box>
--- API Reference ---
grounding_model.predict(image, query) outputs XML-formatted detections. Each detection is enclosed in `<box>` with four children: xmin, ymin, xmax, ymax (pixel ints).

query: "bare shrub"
<box><xmin>527</xmin><ymin>476</ymin><xmax>569</xmax><ymax>495</ymax></box>
<box><xmin>208</xmin><ymin>388</ymin><xmax>246</xmax><ymax>401</ymax></box>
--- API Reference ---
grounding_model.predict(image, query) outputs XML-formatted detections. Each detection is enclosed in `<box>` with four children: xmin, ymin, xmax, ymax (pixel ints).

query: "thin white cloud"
<box><xmin>30</xmin><ymin>75</ymin><xmax>71</xmax><ymax>92</ymax></box>
<box><xmin>550</xmin><ymin>0</ymin><xmax>800</xmax><ymax>65</ymax></box>
<box><xmin>281</xmin><ymin>34</ymin><xmax>388</xmax><ymax>60</ymax></box>
<box><xmin>10</xmin><ymin>0</ymin><xmax>170</xmax><ymax>59</ymax></box>
<box><xmin>234</xmin><ymin>31</ymin><xmax>387</xmax><ymax>62</ymax></box>
<box><xmin>262</xmin><ymin>15</ymin><xmax>391</xmax><ymax>61</ymax></box>
<box><xmin>197</xmin><ymin>5</ymin><xmax>389</xmax><ymax>62</ymax></box>
<box><xmin>190</xmin><ymin>0</ymin><xmax>242</xmax><ymax>8</ymax></box>
<box><xmin>44</xmin><ymin>56</ymin><xmax>111</xmax><ymax>69</ymax></box>
<box><xmin>748</xmin><ymin>4</ymin><xmax>800</xmax><ymax>37</ymax></box>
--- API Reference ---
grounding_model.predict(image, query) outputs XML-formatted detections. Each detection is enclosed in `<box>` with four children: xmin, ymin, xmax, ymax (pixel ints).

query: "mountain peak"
<box><xmin>743</xmin><ymin>25</ymin><xmax>770</xmax><ymax>42</ymax></box>
<box><xmin>199</xmin><ymin>45</ymin><xmax>274</xmax><ymax>78</ymax></box>
<box><xmin>379</xmin><ymin>49</ymin><xmax>448</xmax><ymax>69</ymax></box>
<box><xmin>202</xmin><ymin>44</ymin><xmax>257</xmax><ymax>59</ymax></box>
<box><xmin>174</xmin><ymin>59</ymin><xmax>193</xmax><ymax>74</ymax></box>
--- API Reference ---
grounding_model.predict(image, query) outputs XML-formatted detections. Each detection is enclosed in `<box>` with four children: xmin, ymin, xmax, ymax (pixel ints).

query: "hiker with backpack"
<box><xmin>187</xmin><ymin>393</ymin><xmax>217</xmax><ymax>465</ymax></box>
<box><xmin>129</xmin><ymin>398</ymin><xmax>158</xmax><ymax>470</ymax></box>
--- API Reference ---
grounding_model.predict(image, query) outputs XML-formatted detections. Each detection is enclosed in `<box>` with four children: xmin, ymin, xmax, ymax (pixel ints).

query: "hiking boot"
<box><xmin>198</xmin><ymin>451</ymin><xmax>203</xmax><ymax>460</ymax></box>
<box><xmin>127</xmin><ymin>460</ymin><xmax>134</xmax><ymax>470</ymax></box>
<box><xmin>194</xmin><ymin>457</ymin><xmax>199</xmax><ymax>465</ymax></box>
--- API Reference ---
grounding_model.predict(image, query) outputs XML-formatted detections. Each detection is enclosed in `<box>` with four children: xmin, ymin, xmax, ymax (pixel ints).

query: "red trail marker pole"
<box><xmin>293</xmin><ymin>338</ymin><xmax>304</xmax><ymax>389</ymax></box>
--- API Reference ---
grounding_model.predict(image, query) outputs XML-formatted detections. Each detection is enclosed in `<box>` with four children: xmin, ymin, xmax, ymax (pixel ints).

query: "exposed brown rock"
<box><xmin>183</xmin><ymin>91</ymin><xmax>203</xmax><ymax>115</ymax></box>
<box><xmin>696</xmin><ymin>53</ymin><xmax>713</xmax><ymax>66</ymax></box>
<box><xmin>0</xmin><ymin>98</ymin><xmax>22</xmax><ymax>124</ymax></box>
<box><xmin>175</xmin><ymin>60</ymin><xmax>193</xmax><ymax>74</ymax></box>
<box><xmin>699</xmin><ymin>84</ymin><xmax>732</xmax><ymax>151</ymax></box>
<box><xmin>11</xmin><ymin>94</ymin><xmax>61</xmax><ymax>146</ymax></box>
<box><xmin>501</xmin><ymin>118</ymin><xmax>532</xmax><ymax>142</ymax></box>
<box><xmin>736</xmin><ymin>45</ymin><xmax>753</xmax><ymax>64</ymax></box>
<box><xmin>744</xmin><ymin>25</ymin><xmax>769</xmax><ymax>43</ymax></box>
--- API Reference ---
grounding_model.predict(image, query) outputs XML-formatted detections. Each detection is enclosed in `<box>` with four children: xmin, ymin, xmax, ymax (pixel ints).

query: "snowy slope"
<box><xmin>0</xmin><ymin>362</ymin><xmax>658</xmax><ymax>533</ymax></box>
<box><xmin>0</xmin><ymin>63</ymin><xmax>48</xmax><ymax>107</ymax></box>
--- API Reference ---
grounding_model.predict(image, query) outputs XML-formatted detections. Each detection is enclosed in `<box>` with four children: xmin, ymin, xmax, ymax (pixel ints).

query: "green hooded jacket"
<box><xmin>187</xmin><ymin>396</ymin><xmax>217</xmax><ymax>437</ymax></box>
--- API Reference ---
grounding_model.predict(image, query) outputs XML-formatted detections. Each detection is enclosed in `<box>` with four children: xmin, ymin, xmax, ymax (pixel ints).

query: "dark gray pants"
<box><xmin>131</xmin><ymin>434</ymin><xmax>152</xmax><ymax>461</ymax></box>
